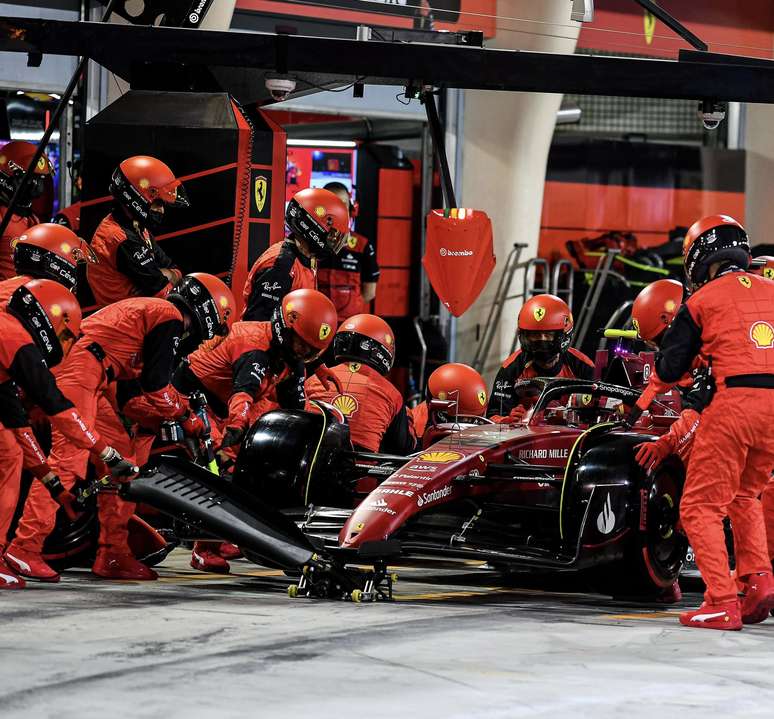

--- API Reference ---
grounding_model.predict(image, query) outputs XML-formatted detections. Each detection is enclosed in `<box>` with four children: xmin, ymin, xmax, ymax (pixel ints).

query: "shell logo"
<box><xmin>285</xmin><ymin>301</ymin><xmax>294</xmax><ymax>312</ymax></box>
<box><xmin>664</xmin><ymin>299</ymin><xmax>676</xmax><ymax>313</ymax></box>
<box><xmin>750</xmin><ymin>321</ymin><xmax>774</xmax><ymax>349</ymax></box>
<box><xmin>139</xmin><ymin>178</ymin><xmax>150</xmax><ymax>190</ymax></box>
<box><xmin>319</xmin><ymin>323</ymin><xmax>331</xmax><ymax>341</ymax></box>
<box><xmin>60</xmin><ymin>242</ymin><xmax>72</xmax><ymax>254</ymax></box>
<box><xmin>314</xmin><ymin>205</ymin><xmax>326</xmax><ymax>218</ymax></box>
<box><xmin>533</xmin><ymin>306</ymin><xmax>546</xmax><ymax>322</ymax></box>
<box><xmin>419</xmin><ymin>451</ymin><xmax>464</xmax><ymax>463</ymax></box>
<box><xmin>333</xmin><ymin>393</ymin><xmax>359</xmax><ymax>416</ymax></box>
<box><xmin>50</xmin><ymin>304</ymin><xmax>62</xmax><ymax>317</ymax></box>
<box><xmin>385</xmin><ymin>334</ymin><xmax>393</xmax><ymax>346</ymax></box>
<box><xmin>739</xmin><ymin>276</ymin><xmax>752</xmax><ymax>288</ymax></box>
<box><xmin>477</xmin><ymin>390</ymin><xmax>487</xmax><ymax>406</ymax></box>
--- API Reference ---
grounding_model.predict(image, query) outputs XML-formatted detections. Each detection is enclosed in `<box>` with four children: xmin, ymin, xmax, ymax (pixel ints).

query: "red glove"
<box><xmin>180</xmin><ymin>411</ymin><xmax>206</xmax><ymax>438</ymax></box>
<box><xmin>492</xmin><ymin>405</ymin><xmax>526</xmax><ymax>424</ymax></box>
<box><xmin>634</xmin><ymin>439</ymin><xmax>672</xmax><ymax>473</ymax></box>
<box><xmin>314</xmin><ymin>364</ymin><xmax>343</xmax><ymax>394</ymax></box>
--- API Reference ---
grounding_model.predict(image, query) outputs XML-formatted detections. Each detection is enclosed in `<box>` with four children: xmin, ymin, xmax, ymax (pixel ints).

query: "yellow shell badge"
<box><xmin>254</xmin><ymin>175</ymin><xmax>268</xmax><ymax>213</ymax></box>
<box><xmin>333</xmin><ymin>394</ymin><xmax>359</xmax><ymax>417</ymax></box>
<box><xmin>664</xmin><ymin>299</ymin><xmax>676</xmax><ymax>312</ymax></box>
<box><xmin>739</xmin><ymin>276</ymin><xmax>752</xmax><ymax>288</ymax></box>
<box><xmin>533</xmin><ymin>306</ymin><xmax>546</xmax><ymax>322</ymax></box>
<box><xmin>319</xmin><ymin>323</ymin><xmax>331</xmax><ymax>341</ymax></box>
<box><xmin>419</xmin><ymin>451</ymin><xmax>464</xmax><ymax>463</ymax></box>
<box><xmin>750</xmin><ymin>321</ymin><xmax>774</xmax><ymax>349</ymax></box>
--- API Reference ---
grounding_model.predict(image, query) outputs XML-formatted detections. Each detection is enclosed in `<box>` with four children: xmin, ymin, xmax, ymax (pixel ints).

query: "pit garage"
<box><xmin>2</xmin><ymin>1</ymin><xmax>774</xmax><ymax>717</ymax></box>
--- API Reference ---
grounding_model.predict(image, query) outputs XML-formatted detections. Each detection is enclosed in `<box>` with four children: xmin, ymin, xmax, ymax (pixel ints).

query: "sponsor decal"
<box><xmin>408</xmin><ymin>465</ymin><xmax>437</xmax><ymax>472</ymax></box>
<box><xmin>596</xmin><ymin>493</ymin><xmax>616</xmax><ymax>535</ymax></box>
<box><xmin>366</xmin><ymin>498</ymin><xmax>397</xmax><ymax>516</ymax></box>
<box><xmin>262</xmin><ymin>281</ymin><xmax>282</xmax><ymax>293</ymax></box>
<box><xmin>642</xmin><ymin>363</ymin><xmax>651</xmax><ymax>382</ymax></box>
<box><xmin>347</xmin><ymin>234</ymin><xmax>357</xmax><ymax>249</ymax></box>
<box><xmin>319</xmin><ymin>323</ymin><xmax>332</xmax><ymax>341</ymax></box>
<box><xmin>750</xmin><ymin>321</ymin><xmax>774</xmax><ymax>349</ymax></box>
<box><xmin>517</xmin><ymin>448</ymin><xmax>569</xmax><ymax>460</ymax></box>
<box><xmin>419</xmin><ymin>451</ymin><xmax>464</xmax><ymax>463</ymax></box>
<box><xmin>581</xmin><ymin>394</ymin><xmax>592</xmax><ymax>406</ymax></box>
<box><xmin>738</xmin><ymin>276</ymin><xmax>752</xmax><ymax>289</ymax></box>
<box><xmin>416</xmin><ymin>485</ymin><xmax>453</xmax><ymax>508</ymax></box>
<box><xmin>314</xmin><ymin>205</ymin><xmax>326</xmax><ymax>218</ymax></box>
<box><xmin>374</xmin><ymin>487</ymin><xmax>414</xmax><ymax>497</ymax></box>
<box><xmin>439</xmin><ymin>247</ymin><xmax>473</xmax><ymax>257</ymax></box>
<box><xmin>390</xmin><ymin>473</ymin><xmax>430</xmax><ymax>482</ymax></box>
<box><xmin>383</xmin><ymin>480</ymin><xmax>425</xmax><ymax>489</ymax></box>
<box><xmin>254</xmin><ymin>175</ymin><xmax>268</xmax><ymax>212</ymax></box>
<box><xmin>332</xmin><ymin>393</ymin><xmax>359</xmax><ymax>417</ymax></box>
<box><xmin>764</xmin><ymin>268</ymin><xmax>774</xmax><ymax>280</ymax></box>
<box><xmin>477</xmin><ymin>390</ymin><xmax>487</xmax><ymax>406</ymax></box>
<box><xmin>533</xmin><ymin>306</ymin><xmax>546</xmax><ymax>322</ymax></box>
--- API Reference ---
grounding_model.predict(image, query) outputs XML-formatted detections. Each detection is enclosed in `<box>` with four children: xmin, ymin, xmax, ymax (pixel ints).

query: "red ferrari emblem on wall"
<box><xmin>422</xmin><ymin>209</ymin><xmax>495</xmax><ymax>317</ymax></box>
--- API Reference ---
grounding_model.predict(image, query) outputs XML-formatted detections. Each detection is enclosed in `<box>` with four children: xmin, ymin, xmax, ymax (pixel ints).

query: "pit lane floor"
<box><xmin>2</xmin><ymin>549</ymin><xmax>773</xmax><ymax>719</ymax></box>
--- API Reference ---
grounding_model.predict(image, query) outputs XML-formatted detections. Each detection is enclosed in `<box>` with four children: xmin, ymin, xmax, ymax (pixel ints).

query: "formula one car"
<box><xmin>121</xmin><ymin>364</ymin><xmax>688</xmax><ymax>602</ymax></box>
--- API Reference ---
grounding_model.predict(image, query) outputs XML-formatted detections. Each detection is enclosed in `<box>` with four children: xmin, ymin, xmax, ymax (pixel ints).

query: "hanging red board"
<box><xmin>422</xmin><ymin>209</ymin><xmax>495</xmax><ymax>317</ymax></box>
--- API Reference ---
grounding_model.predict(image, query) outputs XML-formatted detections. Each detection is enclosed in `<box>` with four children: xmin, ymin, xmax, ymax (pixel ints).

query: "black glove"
<box><xmin>41</xmin><ymin>473</ymin><xmax>81</xmax><ymax>521</ymax></box>
<box><xmin>679</xmin><ymin>364</ymin><xmax>716</xmax><ymax>414</ymax></box>
<box><xmin>622</xmin><ymin>404</ymin><xmax>643</xmax><ymax>430</ymax></box>
<box><xmin>100</xmin><ymin>446</ymin><xmax>139</xmax><ymax>479</ymax></box>
<box><xmin>220</xmin><ymin>426</ymin><xmax>245</xmax><ymax>450</ymax></box>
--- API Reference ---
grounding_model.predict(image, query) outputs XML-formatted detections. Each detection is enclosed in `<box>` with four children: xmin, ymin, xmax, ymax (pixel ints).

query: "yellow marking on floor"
<box><xmin>154</xmin><ymin>569</ymin><xmax>285</xmax><ymax>583</ymax></box>
<box><xmin>396</xmin><ymin>588</ymin><xmax>505</xmax><ymax>601</ymax></box>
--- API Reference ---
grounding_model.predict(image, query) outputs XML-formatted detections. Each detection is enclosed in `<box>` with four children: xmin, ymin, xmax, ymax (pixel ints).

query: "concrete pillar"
<box><xmin>455</xmin><ymin>1</ymin><xmax>579</xmax><ymax>380</ymax></box>
<box><xmin>745</xmin><ymin>103</ymin><xmax>774</xmax><ymax>247</ymax></box>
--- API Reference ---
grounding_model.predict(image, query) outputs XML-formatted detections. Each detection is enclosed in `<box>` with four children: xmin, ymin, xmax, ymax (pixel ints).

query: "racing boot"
<box><xmin>4</xmin><ymin>543</ymin><xmax>60</xmax><ymax>582</ymax></box>
<box><xmin>739</xmin><ymin>572</ymin><xmax>774</xmax><ymax>625</ymax></box>
<box><xmin>190</xmin><ymin>541</ymin><xmax>230</xmax><ymax>574</ymax></box>
<box><xmin>679</xmin><ymin>600</ymin><xmax>742</xmax><ymax>631</ymax></box>
<box><xmin>218</xmin><ymin>542</ymin><xmax>242</xmax><ymax>561</ymax></box>
<box><xmin>0</xmin><ymin>553</ymin><xmax>25</xmax><ymax>589</ymax></box>
<box><xmin>92</xmin><ymin>548</ymin><xmax>158</xmax><ymax>581</ymax></box>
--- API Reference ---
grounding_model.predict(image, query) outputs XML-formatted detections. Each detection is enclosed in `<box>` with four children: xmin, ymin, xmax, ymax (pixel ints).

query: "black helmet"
<box><xmin>333</xmin><ymin>313</ymin><xmax>395</xmax><ymax>376</ymax></box>
<box><xmin>683</xmin><ymin>214</ymin><xmax>750</xmax><ymax>288</ymax></box>
<box><xmin>167</xmin><ymin>273</ymin><xmax>235</xmax><ymax>345</ymax></box>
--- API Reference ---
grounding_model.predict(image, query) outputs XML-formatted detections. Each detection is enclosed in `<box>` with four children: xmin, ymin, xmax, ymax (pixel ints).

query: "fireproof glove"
<box><xmin>99</xmin><ymin>446</ymin><xmax>139</xmax><ymax>479</ymax></box>
<box><xmin>220</xmin><ymin>426</ymin><xmax>245</xmax><ymax>451</ymax></box>
<box><xmin>634</xmin><ymin>439</ymin><xmax>671</xmax><ymax>473</ymax></box>
<box><xmin>508</xmin><ymin>405</ymin><xmax>527</xmax><ymax>423</ymax></box>
<box><xmin>314</xmin><ymin>364</ymin><xmax>343</xmax><ymax>394</ymax></box>
<box><xmin>41</xmin><ymin>472</ymin><xmax>81</xmax><ymax>521</ymax></box>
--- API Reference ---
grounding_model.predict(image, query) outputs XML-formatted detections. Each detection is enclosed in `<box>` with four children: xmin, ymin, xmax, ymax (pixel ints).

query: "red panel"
<box><xmin>377</xmin><ymin>168</ymin><xmax>413</xmax><ymax>218</ymax></box>
<box><xmin>259</xmin><ymin>108</ymin><xmax>288</xmax><ymax>248</ymax></box>
<box><xmin>373</xmin><ymin>268</ymin><xmax>410</xmax><ymax>317</ymax></box>
<box><xmin>376</xmin><ymin>218</ymin><xmax>412</xmax><ymax>267</ymax></box>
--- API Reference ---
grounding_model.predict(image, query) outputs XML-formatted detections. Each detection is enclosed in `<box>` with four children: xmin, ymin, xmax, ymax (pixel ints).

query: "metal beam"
<box><xmin>3</xmin><ymin>18</ymin><xmax>774</xmax><ymax>103</ymax></box>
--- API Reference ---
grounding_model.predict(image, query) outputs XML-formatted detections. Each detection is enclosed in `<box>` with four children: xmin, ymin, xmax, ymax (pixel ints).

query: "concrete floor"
<box><xmin>2</xmin><ymin>550</ymin><xmax>773</xmax><ymax>719</ymax></box>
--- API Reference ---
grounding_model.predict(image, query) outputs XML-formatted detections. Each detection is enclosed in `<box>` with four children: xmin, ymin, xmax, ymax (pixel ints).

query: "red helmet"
<box><xmin>167</xmin><ymin>273</ymin><xmax>235</xmax><ymax>343</ymax></box>
<box><xmin>517</xmin><ymin>294</ymin><xmax>573</xmax><ymax>363</ymax></box>
<box><xmin>334</xmin><ymin>313</ymin><xmax>395</xmax><ymax>375</ymax></box>
<box><xmin>427</xmin><ymin>363</ymin><xmax>488</xmax><ymax>416</ymax></box>
<box><xmin>285</xmin><ymin>187</ymin><xmax>349</xmax><ymax>257</ymax></box>
<box><xmin>750</xmin><ymin>255</ymin><xmax>774</xmax><ymax>281</ymax></box>
<box><xmin>7</xmin><ymin>278</ymin><xmax>82</xmax><ymax>366</ymax></box>
<box><xmin>631</xmin><ymin>279</ymin><xmax>684</xmax><ymax>342</ymax></box>
<box><xmin>272</xmin><ymin>289</ymin><xmax>337</xmax><ymax>363</ymax></box>
<box><xmin>0</xmin><ymin>140</ymin><xmax>53</xmax><ymax>209</ymax></box>
<box><xmin>12</xmin><ymin>223</ymin><xmax>98</xmax><ymax>292</ymax></box>
<box><xmin>683</xmin><ymin>214</ymin><xmax>749</xmax><ymax>287</ymax></box>
<box><xmin>109</xmin><ymin>155</ymin><xmax>189</xmax><ymax>230</ymax></box>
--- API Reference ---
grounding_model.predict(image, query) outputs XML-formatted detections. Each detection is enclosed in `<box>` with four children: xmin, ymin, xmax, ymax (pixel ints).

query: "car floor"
<box><xmin>2</xmin><ymin>549</ymin><xmax>773</xmax><ymax>719</ymax></box>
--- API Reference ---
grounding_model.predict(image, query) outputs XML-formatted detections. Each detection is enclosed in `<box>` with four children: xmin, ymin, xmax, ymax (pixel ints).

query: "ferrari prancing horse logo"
<box><xmin>254</xmin><ymin>175</ymin><xmax>268</xmax><ymax>213</ymax></box>
<box><xmin>533</xmin><ymin>306</ymin><xmax>546</xmax><ymax>322</ymax></box>
<box><xmin>739</xmin><ymin>276</ymin><xmax>752</xmax><ymax>288</ymax></box>
<box><xmin>319</xmin><ymin>323</ymin><xmax>332</xmax><ymax>341</ymax></box>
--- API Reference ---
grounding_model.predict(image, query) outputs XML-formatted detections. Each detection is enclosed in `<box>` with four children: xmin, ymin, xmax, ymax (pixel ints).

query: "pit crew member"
<box><xmin>488</xmin><ymin>294</ymin><xmax>593</xmax><ymax>423</ymax></box>
<box><xmin>0</xmin><ymin>280</ymin><xmax>135</xmax><ymax>589</ymax></box>
<box><xmin>633</xmin><ymin>214</ymin><xmax>774</xmax><ymax>630</ymax></box>
<box><xmin>87</xmin><ymin>156</ymin><xmax>187</xmax><ymax>306</ymax></box>
<box><xmin>6</xmin><ymin>273</ymin><xmax>234</xmax><ymax>583</ymax></box>
<box><xmin>316</xmin><ymin>182</ymin><xmax>379</xmax><ymax>323</ymax></box>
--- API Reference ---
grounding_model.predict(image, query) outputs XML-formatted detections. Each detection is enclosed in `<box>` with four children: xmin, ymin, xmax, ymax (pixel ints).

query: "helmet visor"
<box><xmin>153</xmin><ymin>178</ymin><xmax>189</xmax><ymax>208</ymax></box>
<box><xmin>72</xmin><ymin>239</ymin><xmax>99</xmax><ymax>265</ymax></box>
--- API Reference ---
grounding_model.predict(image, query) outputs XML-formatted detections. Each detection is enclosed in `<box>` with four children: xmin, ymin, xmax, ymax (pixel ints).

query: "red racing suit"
<box><xmin>174</xmin><ymin>321</ymin><xmax>305</xmax><ymax>434</ymax></box>
<box><xmin>316</xmin><ymin>232</ymin><xmax>379</xmax><ymax>323</ymax></box>
<box><xmin>12</xmin><ymin>297</ymin><xmax>188</xmax><ymax>554</ymax></box>
<box><xmin>241</xmin><ymin>240</ymin><xmax>316</xmax><ymax>321</ymax></box>
<box><xmin>409</xmin><ymin>402</ymin><xmax>429</xmax><ymax>443</ymax></box>
<box><xmin>0</xmin><ymin>275</ymin><xmax>29</xmax><ymax>306</ymax></box>
<box><xmin>305</xmin><ymin>362</ymin><xmax>415</xmax><ymax>455</ymax></box>
<box><xmin>87</xmin><ymin>211</ymin><xmax>181</xmax><ymax>307</ymax></box>
<box><xmin>0</xmin><ymin>312</ymin><xmax>108</xmax><ymax>546</ymax></box>
<box><xmin>644</xmin><ymin>270</ymin><xmax>774</xmax><ymax>604</ymax></box>
<box><xmin>0</xmin><ymin>206</ymin><xmax>37</xmax><ymax>281</ymax></box>
<box><xmin>53</xmin><ymin>201</ymin><xmax>81</xmax><ymax>233</ymax></box>
<box><xmin>487</xmin><ymin>347</ymin><xmax>594</xmax><ymax>422</ymax></box>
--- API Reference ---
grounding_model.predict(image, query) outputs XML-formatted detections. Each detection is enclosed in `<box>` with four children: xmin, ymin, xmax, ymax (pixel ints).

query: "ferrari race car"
<box><xmin>119</xmin><ymin>369</ymin><xmax>688</xmax><ymax>603</ymax></box>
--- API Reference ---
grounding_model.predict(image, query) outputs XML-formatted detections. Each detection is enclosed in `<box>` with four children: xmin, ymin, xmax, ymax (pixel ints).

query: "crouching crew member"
<box><xmin>488</xmin><ymin>294</ymin><xmax>593</xmax><ymax>423</ymax></box>
<box><xmin>636</xmin><ymin>215</ymin><xmax>774</xmax><ymax>630</ymax></box>
<box><xmin>0</xmin><ymin>141</ymin><xmax>52</xmax><ymax>280</ymax></box>
<box><xmin>172</xmin><ymin>288</ymin><xmax>337</xmax><ymax>572</ymax></box>
<box><xmin>316</xmin><ymin>182</ymin><xmax>379</xmax><ymax>323</ymax></box>
<box><xmin>87</xmin><ymin>156</ymin><xmax>186</xmax><ymax>306</ymax></box>
<box><xmin>0</xmin><ymin>280</ymin><xmax>135</xmax><ymax>589</ymax></box>
<box><xmin>305</xmin><ymin>314</ymin><xmax>415</xmax><ymax>456</ymax></box>
<box><xmin>6</xmin><ymin>273</ymin><xmax>234</xmax><ymax>582</ymax></box>
<box><xmin>411</xmin><ymin>363</ymin><xmax>488</xmax><ymax>444</ymax></box>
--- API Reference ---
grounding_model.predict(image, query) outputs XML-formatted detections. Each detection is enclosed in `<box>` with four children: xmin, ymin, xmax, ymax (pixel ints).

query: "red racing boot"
<box><xmin>218</xmin><ymin>542</ymin><xmax>242</xmax><ymax>561</ymax></box>
<box><xmin>0</xmin><ymin>554</ymin><xmax>25</xmax><ymax>589</ymax></box>
<box><xmin>740</xmin><ymin>572</ymin><xmax>774</xmax><ymax>624</ymax></box>
<box><xmin>92</xmin><ymin>549</ymin><xmax>158</xmax><ymax>581</ymax></box>
<box><xmin>191</xmin><ymin>541</ymin><xmax>230</xmax><ymax>573</ymax></box>
<box><xmin>679</xmin><ymin>600</ymin><xmax>742</xmax><ymax>631</ymax></box>
<box><xmin>4</xmin><ymin>544</ymin><xmax>60</xmax><ymax>582</ymax></box>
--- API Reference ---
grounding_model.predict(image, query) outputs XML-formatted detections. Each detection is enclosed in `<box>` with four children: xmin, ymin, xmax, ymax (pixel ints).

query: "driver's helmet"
<box><xmin>517</xmin><ymin>294</ymin><xmax>573</xmax><ymax>364</ymax></box>
<box><xmin>427</xmin><ymin>363</ymin><xmax>488</xmax><ymax>417</ymax></box>
<box><xmin>631</xmin><ymin>279</ymin><xmax>684</xmax><ymax>343</ymax></box>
